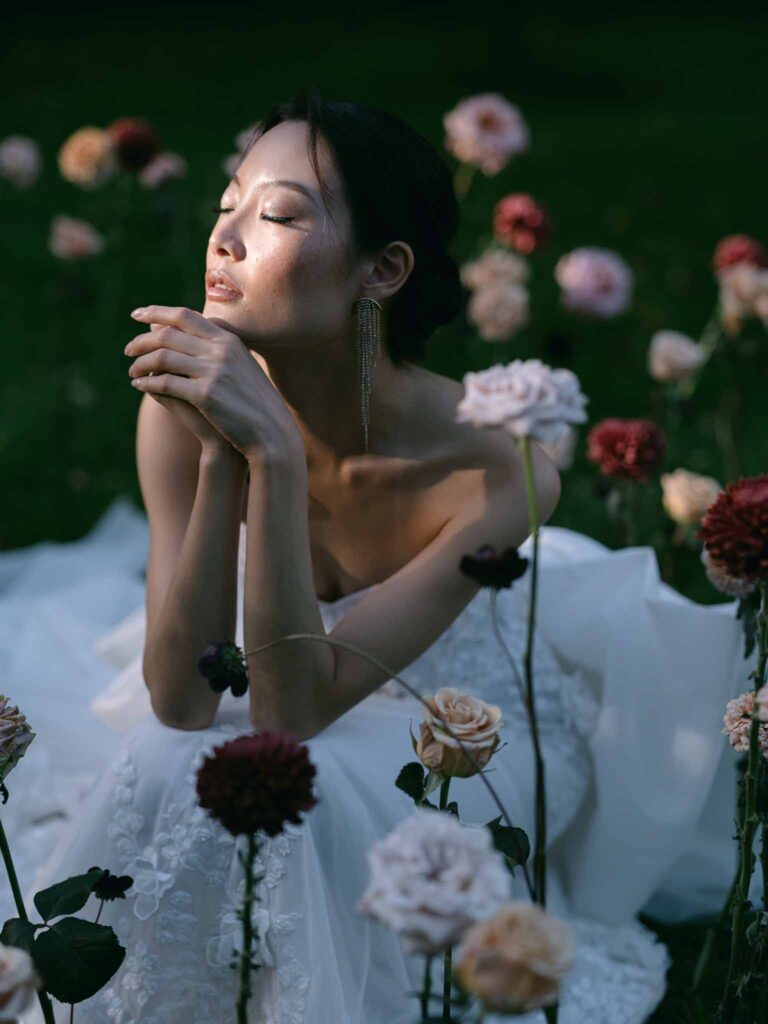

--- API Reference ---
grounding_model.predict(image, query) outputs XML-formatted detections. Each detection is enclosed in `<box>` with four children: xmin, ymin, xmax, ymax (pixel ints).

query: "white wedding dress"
<box><xmin>5</xmin><ymin>495</ymin><xmax>756</xmax><ymax>1024</ymax></box>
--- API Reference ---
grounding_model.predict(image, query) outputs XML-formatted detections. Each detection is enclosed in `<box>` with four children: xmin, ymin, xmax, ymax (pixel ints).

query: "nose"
<box><xmin>208</xmin><ymin>227</ymin><xmax>246</xmax><ymax>262</ymax></box>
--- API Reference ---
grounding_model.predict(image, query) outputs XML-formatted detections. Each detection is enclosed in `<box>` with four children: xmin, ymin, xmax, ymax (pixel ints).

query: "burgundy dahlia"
<box><xmin>492</xmin><ymin>193</ymin><xmax>552</xmax><ymax>255</ymax></box>
<box><xmin>106</xmin><ymin>117</ymin><xmax>162</xmax><ymax>171</ymax></box>
<box><xmin>459</xmin><ymin>544</ymin><xmax>529</xmax><ymax>589</ymax></box>
<box><xmin>696</xmin><ymin>474</ymin><xmax>768</xmax><ymax>583</ymax></box>
<box><xmin>586</xmin><ymin>418</ymin><xmax>666</xmax><ymax>484</ymax></box>
<box><xmin>88</xmin><ymin>867</ymin><xmax>133</xmax><ymax>901</ymax></box>
<box><xmin>196</xmin><ymin>732</ymin><xmax>318</xmax><ymax>837</ymax></box>
<box><xmin>712</xmin><ymin>234</ymin><xmax>768</xmax><ymax>274</ymax></box>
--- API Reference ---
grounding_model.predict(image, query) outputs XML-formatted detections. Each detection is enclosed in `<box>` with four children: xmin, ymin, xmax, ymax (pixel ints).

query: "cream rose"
<box><xmin>0</xmin><ymin>943</ymin><xmax>40</xmax><ymax>1020</ymax></box>
<box><xmin>58</xmin><ymin>126</ymin><xmax>117</xmax><ymax>188</ymax></box>
<box><xmin>454</xmin><ymin>901</ymin><xmax>574</xmax><ymax>1013</ymax></box>
<box><xmin>415</xmin><ymin>688</ymin><xmax>503</xmax><ymax>779</ymax></box>
<box><xmin>0</xmin><ymin>696</ymin><xmax>35</xmax><ymax>786</ymax></box>
<box><xmin>648</xmin><ymin>330</ymin><xmax>705</xmax><ymax>382</ymax></box>
<box><xmin>467</xmin><ymin>283</ymin><xmax>529</xmax><ymax>342</ymax></box>
<box><xmin>661</xmin><ymin>468</ymin><xmax>721</xmax><ymax>525</ymax></box>
<box><xmin>460</xmin><ymin>248</ymin><xmax>530</xmax><ymax>290</ymax></box>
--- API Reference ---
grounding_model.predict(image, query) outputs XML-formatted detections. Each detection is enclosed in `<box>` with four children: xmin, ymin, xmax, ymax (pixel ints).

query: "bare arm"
<box><xmin>138</xmin><ymin>393</ymin><xmax>249</xmax><ymax>730</ymax></box>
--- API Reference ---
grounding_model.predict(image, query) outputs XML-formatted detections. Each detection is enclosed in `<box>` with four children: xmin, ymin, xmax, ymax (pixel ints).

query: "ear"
<box><xmin>363</xmin><ymin>241</ymin><xmax>415</xmax><ymax>304</ymax></box>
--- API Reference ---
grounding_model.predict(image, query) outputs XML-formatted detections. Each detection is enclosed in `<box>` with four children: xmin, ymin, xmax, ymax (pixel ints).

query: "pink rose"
<box><xmin>443</xmin><ymin>93</ymin><xmax>529</xmax><ymax>175</ymax></box>
<box><xmin>48</xmin><ymin>215</ymin><xmax>106</xmax><ymax>260</ymax></box>
<box><xmin>554</xmin><ymin>246</ymin><xmax>633</xmax><ymax>318</ymax></box>
<box><xmin>0</xmin><ymin>135</ymin><xmax>42</xmax><ymax>189</ymax></box>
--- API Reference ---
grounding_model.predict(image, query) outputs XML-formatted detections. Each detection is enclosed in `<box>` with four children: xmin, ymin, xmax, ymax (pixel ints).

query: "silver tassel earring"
<box><xmin>355</xmin><ymin>297</ymin><xmax>382</xmax><ymax>453</ymax></box>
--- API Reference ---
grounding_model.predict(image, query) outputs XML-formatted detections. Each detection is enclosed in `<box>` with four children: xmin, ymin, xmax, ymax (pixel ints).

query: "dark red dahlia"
<box><xmin>492</xmin><ymin>193</ymin><xmax>552</xmax><ymax>255</ymax></box>
<box><xmin>88</xmin><ymin>866</ymin><xmax>133</xmax><ymax>901</ymax></box>
<box><xmin>106</xmin><ymin>117</ymin><xmax>162</xmax><ymax>171</ymax></box>
<box><xmin>459</xmin><ymin>544</ymin><xmax>529</xmax><ymax>589</ymax></box>
<box><xmin>196</xmin><ymin>732</ymin><xmax>318</xmax><ymax>837</ymax></box>
<box><xmin>712</xmin><ymin>234</ymin><xmax>768</xmax><ymax>274</ymax></box>
<box><xmin>586</xmin><ymin>418</ymin><xmax>666</xmax><ymax>484</ymax></box>
<box><xmin>696</xmin><ymin>474</ymin><xmax>768</xmax><ymax>583</ymax></box>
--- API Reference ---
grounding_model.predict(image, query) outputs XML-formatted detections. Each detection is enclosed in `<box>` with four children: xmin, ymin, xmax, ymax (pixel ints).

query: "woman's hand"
<box><xmin>124</xmin><ymin>305</ymin><xmax>305</xmax><ymax>462</ymax></box>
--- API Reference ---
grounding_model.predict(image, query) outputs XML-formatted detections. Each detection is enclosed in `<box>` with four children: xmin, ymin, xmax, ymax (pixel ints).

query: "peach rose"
<box><xmin>648</xmin><ymin>330</ymin><xmax>705</xmax><ymax>383</ymax></box>
<box><xmin>415</xmin><ymin>687</ymin><xmax>503</xmax><ymax>778</ymax></box>
<box><xmin>454</xmin><ymin>901</ymin><xmax>574</xmax><ymax>1013</ymax></box>
<box><xmin>661</xmin><ymin>468</ymin><xmax>722</xmax><ymax>525</ymax></box>
<box><xmin>0</xmin><ymin>943</ymin><xmax>40</xmax><ymax>1020</ymax></box>
<box><xmin>58</xmin><ymin>126</ymin><xmax>117</xmax><ymax>188</ymax></box>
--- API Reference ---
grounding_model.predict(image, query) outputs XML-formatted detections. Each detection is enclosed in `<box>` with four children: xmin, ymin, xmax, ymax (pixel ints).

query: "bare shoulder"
<box><xmin>408</xmin><ymin>364</ymin><xmax>562</xmax><ymax>524</ymax></box>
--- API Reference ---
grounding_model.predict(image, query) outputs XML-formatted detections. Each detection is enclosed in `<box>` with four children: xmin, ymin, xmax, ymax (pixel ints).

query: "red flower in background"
<box><xmin>586</xmin><ymin>418</ymin><xmax>666</xmax><ymax>483</ymax></box>
<box><xmin>493</xmin><ymin>193</ymin><xmax>552</xmax><ymax>254</ymax></box>
<box><xmin>196</xmin><ymin>731</ymin><xmax>318</xmax><ymax>837</ymax></box>
<box><xmin>696</xmin><ymin>475</ymin><xmax>768</xmax><ymax>583</ymax></box>
<box><xmin>106</xmin><ymin>117</ymin><xmax>162</xmax><ymax>171</ymax></box>
<box><xmin>712</xmin><ymin>234</ymin><xmax>768</xmax><ymax>274</ymax></box>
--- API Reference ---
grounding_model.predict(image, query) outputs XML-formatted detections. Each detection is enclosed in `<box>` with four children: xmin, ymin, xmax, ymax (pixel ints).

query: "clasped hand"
<box><xmin>124</xmin><ymin>305</ymin><xmax>303</xmax><ymax>462</ymax></box>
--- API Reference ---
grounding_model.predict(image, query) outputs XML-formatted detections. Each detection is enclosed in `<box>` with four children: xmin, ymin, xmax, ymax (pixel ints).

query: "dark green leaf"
<box><xmin>446</xmin><ymin>801</ymin><xmax>460</xmax><ymax>817</ymax></box>
<box><xmin>395</xmin><ymin>762</ymin><xmax>425</xmax><ymax>803</ymax></box>
<box><xmin>33</xmin><ymin>868</ymin><xmax>105</xmax><ymax>923</ymax></box>
<box><xmin>0</xmin><ymin>918</ymin><xmax>37</xmax><ymax>953</ymax></box>
<box><xmin>33</xmin><ymin>917</ymin><xmax>126</xmax><ymax>1002</ymax></box>
<box><xmin>486</xmin><ymin>815</ymin><xmax>530</xmax><ymax>868</ymax></box>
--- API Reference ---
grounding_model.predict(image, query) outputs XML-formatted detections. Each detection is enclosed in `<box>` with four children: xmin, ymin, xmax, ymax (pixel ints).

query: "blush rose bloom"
<box><xmin>467</xmin><ymin>283</ymin><xmax>529</xmax><ymax>342</ymax></box>
<box><xmin>0</xmin><ymin>696</ymin><xmax>35</xmax><ymax>786</ymax></box>
<box><xmin>138</xmin><ymin>151</ymin><xmax>188</xmax><ymax>189</ymax></box>
<box><xmin>0</xmin><ymin>135</ymin><xmax>42</xmax><ymax>190</ymax></box>
<box><xmin>0</xmin><ymin>943</ymin><xmax>40</xmax><ymax>1020</ymax></box>
<box><xmin>415</xmin><ymin>688</ymin><xmax>503</xmax><ymax>779</ymax></box>
<box><xmin>358</xmin><ymin>808</ymin><xmax>510</xmax><ymax>954</ymax></box>
<box><xmin>722</xmin><ymin>691</ymin><xmax>768</xmax><ymax>758</ymax></box>
<box><xmin>648</xmin><ymin>330</ymin><xmax>706</xmax><ymax>383</ymax></box>
<box><xmin>443</xmin><ymin>93</ymin><xmax>530</xmax><ymax>175</ymax></box>
<box><xmin>718</xmin><ymin>263</ymin><xmax>768</xmax><ymax>336</ymax></box>
<box><xmin>57</xmin><ymin>126</ymin><xmax>117</xmax><ymax>188</ymax></box>
<box><xmin>48</xmin><ymin>215</ymin><xmax>106</xmax><ymax>260</ymax></box>
<box><xmin>456</xmin><ymin>359</ymin><xmax>589</xmax><ymax>446</ymax></box>
<box><xmin>661</xmin><ymin>468</ymin><xmax>722</xmax><ymax>526</ymax></box>
<box><xmin>460</xmin><ymin>248</ymin><xmax>530</xmax><ymax>291</ymax></box>
<box><xmin>554</xmin><ymin>246</ymin><xmax>633</xmax><ymax>319</ymax></box>
<box><xmin>454</xmin><ymin>902</ymin><xmax>574</xmax><ymax>1014</ymax></box>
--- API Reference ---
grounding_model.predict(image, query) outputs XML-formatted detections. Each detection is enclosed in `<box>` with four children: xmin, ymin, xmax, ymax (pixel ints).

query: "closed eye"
<box><xmin>210</xmin><ymin>206</ymin><xmax>294</xmax><ymax>224</ymax></box>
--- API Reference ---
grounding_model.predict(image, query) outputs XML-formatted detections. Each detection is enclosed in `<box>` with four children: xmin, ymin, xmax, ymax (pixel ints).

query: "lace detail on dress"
<box><xmin>85</xmin><ymin>724</ymin><xmax>311</xmax><ymax>1024</ymax></box>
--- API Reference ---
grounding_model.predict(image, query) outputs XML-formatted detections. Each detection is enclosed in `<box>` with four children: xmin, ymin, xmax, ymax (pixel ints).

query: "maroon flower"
<box><xmin>586</xmin><ymin>418</ymin><xmax>666</xmax><ymax>484</ymax></box>
<box><xmin>106</xmin><ymin>117</ymin><xmax>162</xmax><ymax>171</ymax></box>
<box><xmin>712</xmin><ymin>234</ymin><xmax>768</xmax><ymax>274</ymax></box>
<box><xmin>196</xmin><ymin>732</ymin><xmax>318</xmax><ymax>837</ymax></box>
<box><xmin>459</xmin><ymin>544</ymin><xmax>529</xmax><ymax>589</ymax></box>
<box><xmin>88</xmin><ymin>866</ymin><xmax>133</xmax><ymax>901</ymax></box>
<box><xmin>696</xmin><ymin>474</ymin><xmax>768</xmax><ymax>583</ymax></box>
<box><xmin>493</xmin><ymin>193</ymin><xmax>552</xmax><ymax>255</ymax></box>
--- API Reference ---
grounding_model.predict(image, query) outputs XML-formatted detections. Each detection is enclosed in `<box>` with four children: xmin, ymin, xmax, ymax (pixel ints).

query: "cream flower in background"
<box><xmin>0</xmin><ymin>696</ymin><xmax>35</xmax><ymax>786</ymax></box>
<box><xmin>415</xmin><ymin>687</ymin><xmax>503</xmax><ymax>779</ymax></box>
<box><xmin>460</xmin><ymin>248</ymin><xmax>530</xmax><ymax>291</ymax></box>
<box><xmin>718</xmin><ymin>262</ymin><xmax>768</xmax><ymax>335</ymax></box>
<box><xmin>454</xmin><ymin>902</ymin><xmax>574</xmax><ymax>1013</ymax></box>
<box><xmin>467</xmin><ymin>283</ymin><xmax>530</xmax><ymax>342</ymax></box>
<box><xmin>0</xmin><ymin>942</ymin><xmax>40</xmax><ymax>1020</ymax></box>
<box><xmin>443</xmin><ymin>93</ymin><xmax>529</xmax><ymax>175</ymax></box>
<box><xmin>554</xmin><ymin>246</ymin><xmax>633</xmax><ymax>318</ymax></box>
<box><xmin>0</xmin><ymin>135</ymin><xmax>42</xmax><ymax>189</ymax></box>
<box><xmin>661</xmin><ymin>468</ymin><xmax>721</xmax><ymax>525</ymax></box>
<box><xmin>58</xmin><ymin>126</ymin><xmax>117</xmax><ymax>188</ymax></box>
<box><xmin>48</xmin><ymin>215</ymin><xmax>106</xmax><ymax>260</ymax></box>
<box><xmin>648</xmin><ymin>330</ymin><xmax>706</xmax><ymax>382</ymax></box>
<box><xmin>456</xmin><ymin>359</ymin><xmax>589</xmax><ymax>445</ymax></box>
<box><xmin>357</xmin><ymin>808</ymin><xmax>510</xmax><ymax>954</ymax></box>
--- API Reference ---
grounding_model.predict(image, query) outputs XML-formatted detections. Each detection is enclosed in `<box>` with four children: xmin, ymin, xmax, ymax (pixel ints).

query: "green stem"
<box><xmin>420</xmin><ymin>954</ymin><xmax>433</xmax><ymax>1022</ymax></box>
<box><xmin>94</xmin><ymin>899</ymin><xmax>104</xmax><ymax>924</ymax></box>
<box><xmin>453</xmin><ymin>161</ymin><xmax>478</xmax><ymax>202</ymax></box>
<box><xmin>236</xmin><ymin>832</ymin><xmax>259</xmax><ymax>1024</ymax></box>
<box><xmin>438</xmin><ymin>778</ymin><xmax>453</xmax><ymax>1021</ymax></box>
<box><xmin>0</xmin><ymin>815</ymin><xmax>56</xmax><ymax>1024</ymax></box>
<box><xmin>520</xmin><ymin>437</ymin><xmax>548</xmax><ymax>908</ymax></box>
<box><xmin>675</xmin><ymin>300</ymin><xmax>722</xmax><ymax>401</ymax></box>
<box><xmin>720</xmin><ymin>582</ymin><xmax>767</xmax><ymax>1019</ymax></box>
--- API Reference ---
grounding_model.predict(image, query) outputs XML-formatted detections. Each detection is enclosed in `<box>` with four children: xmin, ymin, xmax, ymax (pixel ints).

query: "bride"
<box><xmin>12</xmin><ymin>89</ymin><xmax>740</xmax><ymax>1023</ymax></box>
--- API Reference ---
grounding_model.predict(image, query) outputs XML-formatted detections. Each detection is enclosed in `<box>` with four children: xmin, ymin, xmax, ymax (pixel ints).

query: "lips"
<box><xmin>205</xmin><ymin>269</ymin><xmax>242</xmax><ymax>295</ymax></box>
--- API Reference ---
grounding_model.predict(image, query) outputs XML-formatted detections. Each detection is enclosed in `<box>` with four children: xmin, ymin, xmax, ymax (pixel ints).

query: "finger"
<box><xmin>126</xmin><ymin>326</ymin><xmax>208</xmax><ymax>358</ymax></box>
<box><xmin>129</xmin><ymin>347</ymin><xmax>204</xmax><ymax>380</ymax></box>
<box><xmin>130</xmin><ymin>305</ymin><xmax>223</xmax><ymax>339</ymax></box>
<box><xmin>129</xmin><ymin>373</ymin><xmax>201</xmax><ymax>403</ymax></box>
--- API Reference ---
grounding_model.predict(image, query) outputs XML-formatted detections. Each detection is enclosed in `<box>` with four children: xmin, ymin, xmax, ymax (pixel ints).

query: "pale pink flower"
<box><xmin>468</xmin><ymin>284</ymin><xmax>529</xmax><ymax>341</ymax></box>
<box><xmin>48</xmin><ymin>214</ymin><xmax>106</xmax><ymax>260</ymax></box>
<box><xmin>757</xmin><ymin>686</ymin><xmax>768</xmax><ymax>724</ymax></box>
<box><xmin>718</xmin><ymin>263</ymin><xmax>768</xmax><ymax>335</ymax></box>
<box><xmin>456</xmin><ymin>359</ymin><xmax>589</xmax><ymax>445</ymax></box>
<box><xmin>648</xmin><ymin>331</ymin><xmax>706</xmax><ymax>383</ymax></box>
<box><xmin>415</xmin><ymin>687</ymin><xmax>503</xmax><ymax>779</ymax></box>
<box><xmin>0</xmin><ymin>135</ymin><xmax>42</xmax><ymax>189</ymax></box>
<box><xmin>461</xmin><ymin>248</ymin><xmax>530</xmax><ymax>291</ymax></box>
<box><xmin>0</xmin><ymin>943</ymin><xmax>40</xmax><ymax>1019</ymax></box>
<box><xmin>661</xmin><ymin>469</ymin><xmax>721</xmax><ymax>526</ymax></box>
<box><xmin>138</xmin><ymin>151</ymin><xmax>188</xmax><ymax>188</ymax></box>
<box><xmin>540</xmin><ymin>423</ymin><xmax>577</xmax><ymax>470</ymax></box>
<box><xmin>700</xmin><ymin>548</ymin><xmax>758</xmax><ymax>599</ymax></box>
<box><xmin>357</xmin><ymin>808</ymin><xmax>511</xmax><ymax>955</ymax></box>
<box><xmin>554</xmin><ymin>246</ymin><xmax>633</xmax><ymax>318</ymax></box>
<box><xmin>722</xmin><ymin>690</ymin><xmax>768</xmax><ymax>756</ymax></box>
<box><xmin>443</xmin><ymin>93</ymin><xmax>529</xmax><ymax>175</ymax></box>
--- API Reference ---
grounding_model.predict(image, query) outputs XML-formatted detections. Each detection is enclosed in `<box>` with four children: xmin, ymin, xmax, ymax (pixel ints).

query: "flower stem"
<box><xmin>94</xmin><ymin>899</ymin><xmax>104</xmax><ymax>924</ymax></box>
<box><xmin>520</xmin><ymin>436</ymin><xmax>548</xmax><ymax>908</ymax></box>
<box><xmin>489</xmin><ymin>589</ymin><xmax>530</xmax><ymax>715</ymax></box>
<box><xmin>438</xmin><ymin>779</ymin><xmax>454</xmax><ymax>1022</ymax></box>
<box><xmin>0</xmin><ymin>815</ymin><xmax>56</xmax><ymax>1024</ymax></box>
<box><xmin>675</xmin><ymin>299</ymin><xmax>722</xmax><ymax>401</ymax></box>
<box><xmin>236</xmin><ymin>832</ymin><xmax>259</xmax><ymax>1024</ymax></box>
<box><xmin>720</xmin><ymin>581</ymin><xmax>767</xmax><ymax>1020</ymax></box>
<box><xmin>453</xmin><ymin>162</ymin><xmax>478</xmax><ymax>202</ymax></box>
<box><xmin>420</xmin><ymin>955</ymin><xmax>434</xmax><ymax>1022</ymax></box>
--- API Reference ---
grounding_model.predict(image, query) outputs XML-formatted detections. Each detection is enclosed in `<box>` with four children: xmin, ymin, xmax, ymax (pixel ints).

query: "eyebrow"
<box><xmin>231</xmin><ymin>173</ymin><xmax>319</xmax><ymax>206</ymax></box>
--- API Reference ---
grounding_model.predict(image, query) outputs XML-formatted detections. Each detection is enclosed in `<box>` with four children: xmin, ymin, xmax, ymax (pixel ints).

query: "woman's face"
<box><xmin>205</xmin><ymin>120</ymin><xmax>360</xmax><ymax>351</ymax></box>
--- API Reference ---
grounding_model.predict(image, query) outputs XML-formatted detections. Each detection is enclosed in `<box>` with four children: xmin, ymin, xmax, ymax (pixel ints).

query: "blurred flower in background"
<box><xmin>138</xmin><ymin>151</ymin><xmax>188</xmax><ymax>189</ymax></box>
<box><xmin>48</xmin><ymin>214</ymin><xmax>106</xmax><ymax>259</ymax></box>
<box><xmin>106</xmin><ymin>117</ymin><xmax>162</xmax><ymax>171</ymax></box>
<box><xmin>712</xmin><ymin>233</ymin><xmax>768</xmax><ymax>273</ymax></box>
<box><xmin>717</xmin><ymin>262</ymin><xmax>768</xmax><ymax>336</ymax></box>
<box><xmin>467</xmin><ymin>282</ymin><xmax>529</xmax><ymax>341</ymax></box>
<box><xmin>0</xmin><ymin>135</ymin><xmax>42</xmax><ymax>189</ymax></box>
<box><xmin>648</xmin><ymin>330</ymin><xmax>706</xmax><ymax>383</ymax></box>
<box><xmin>58</xmin><ymin>126</ymin><xmax>118</xmax><ymax>188</ymax></box>
<box><xmin>586</xmin><ymin>418</ymin><xmax>666</xmax><ymax>483</ymax></box>
<box><xmin>443</xmin><ymin>92</ymin><xmax>529</xmax><ymax>175</ymax></box>
<box><xmin>554</xmin><ymin>246</ymin><xmax>633</xmax><ymax>318</ymax></box>
<box><xmin>660</xmin><ymin>468</ymin><xmax>721</xmax><ymax>526</ymax></box>
<box><xmin>493</xmin><ymin>193</ymin><xmax>552</xmax><ymax>254</ymax></box>
<box><xmin>221</xmin><ymin>122</ymin><xmax>259</xmax><ymax>177</ymax></box>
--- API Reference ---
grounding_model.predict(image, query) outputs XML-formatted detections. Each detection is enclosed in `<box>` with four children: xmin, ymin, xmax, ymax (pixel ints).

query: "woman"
<box><xmin>14</xmin><ymin>88</ymin><xmax>716</xmax><ymax>1023</ymax></box>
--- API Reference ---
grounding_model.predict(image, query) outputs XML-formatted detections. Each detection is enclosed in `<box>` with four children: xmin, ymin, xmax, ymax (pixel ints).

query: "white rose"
<box><xmin>661</xmin><ymin>468</ymin><xmax>721</xmax><ymax>525</ymax></box>
<box><xmin>0</xmin><ymin>136</ymin><xmax>42</xmax><ymax>189</ymax></box>
<box><xmin>0</xmin><ymin>943</ymin><xmax>40</xmax><ymax>1021</ymax></box>
<box><xmin>648</xmin><ymin>331</ymin><xmax>705</xmax><ymax>382</ymax></box>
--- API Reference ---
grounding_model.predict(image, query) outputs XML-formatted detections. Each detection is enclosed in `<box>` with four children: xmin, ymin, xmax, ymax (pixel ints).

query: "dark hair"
<box><xmin>237</xmin><ymin>84</ymin><xmax>465</xmax><ymax>366</ymax></box>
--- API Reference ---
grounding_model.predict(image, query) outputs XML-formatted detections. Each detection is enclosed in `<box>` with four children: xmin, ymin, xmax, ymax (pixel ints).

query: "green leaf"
<box><xmin>486</xmin><ymin>815</ymin><xmax>530</xmax><ymax>868</ymax></box>
<box><xmin>33</xmin><ymin>917</ymin><xmax>126</xmax><ymax>1003</ymax></box>
<box><xmin>423</xmin><ymin>771</ymin><xmax>446</xmax><ymax>798</ymax></box>
<box><xmin>0</xmin><ymin>917</ymin><xmax>37</xmax><ymax>953</ymax></box>
<box><xmin>395</xmin><ymin>762</ymin><xmax>426</xmax><ymax>803</ymax></box>
<box><xmin>33</xmin><ymin>868</ymin><xmax>105</xmax><ymax>923</ymax></box>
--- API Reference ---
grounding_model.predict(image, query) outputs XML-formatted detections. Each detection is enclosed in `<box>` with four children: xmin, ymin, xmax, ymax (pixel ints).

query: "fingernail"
<box><xmin>130</xmin><ymin>308</ymin><xmax>145</xmax><ymax>318</ymax></box>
